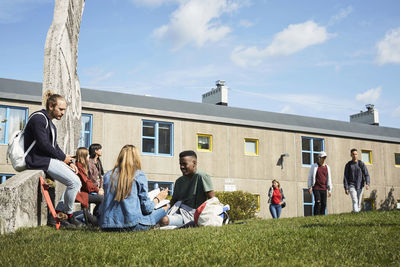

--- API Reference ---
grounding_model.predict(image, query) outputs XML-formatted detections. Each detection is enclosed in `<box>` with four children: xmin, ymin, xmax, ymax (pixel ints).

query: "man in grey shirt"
<box><xmin>343</xmin><ymin>148</ymin><xmax>370</xmax><ymax>212</ymax></box>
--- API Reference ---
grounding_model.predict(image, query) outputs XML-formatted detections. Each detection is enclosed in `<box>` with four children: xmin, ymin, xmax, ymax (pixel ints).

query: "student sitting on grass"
<box><xmin>98</xmin><ymin>145</ymin><xmax>168</xmax><ymax>231</ymax></box>
<box><xmin>75</xmin><ymin>147</ymin><xmax>104</xmax><ymax>226</ymax></box>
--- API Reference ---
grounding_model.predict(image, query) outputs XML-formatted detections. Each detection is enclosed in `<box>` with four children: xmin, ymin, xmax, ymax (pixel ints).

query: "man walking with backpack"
<box><xmin>343</xmin><ymin>148</ymin><xmax>371</xmax><ymax>212</ymax></box>
<box><xmin>24</xmin><ymin>92</ymin><xmax>82</xmax><ymax>226</ymax></box>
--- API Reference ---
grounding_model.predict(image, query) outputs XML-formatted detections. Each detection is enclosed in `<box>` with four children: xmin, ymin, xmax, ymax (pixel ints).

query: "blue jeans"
<box><xmin>47</xmin><ymin>159</ymin><xmax>81</xmax><ymax>214</ymax></box>
<box><xmin>269</xmin><ymin>204</ymin><xmax>282</xmax><ymax>219</ymax></box>
<box><xmin>102</xmin><ymin>208</ymin><xmax>167</xmax><ymax>232</ymax></box>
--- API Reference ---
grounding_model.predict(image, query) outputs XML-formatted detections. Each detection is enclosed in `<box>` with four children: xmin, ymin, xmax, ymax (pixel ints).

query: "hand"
<box><xmin>69</xmin><ymin>163</ymin><xmax>78</xmax><ymax>174</ymax></box>
<box><xmin>345</xmin><ymin>190</ymin><xmax>349</xmax><ymax>195</ymax></box>
<box><xmin>365</xmin><ymin>185</ymin><xmax>370</xmax><ymax>190</ymax></box>
<box><xmin>308</xmin><ymin>188</ymin><xmax>312</xmax><ymax>195</ymax></box>
<box><xmin>157</xmin><ymin>188</ymin><xmax>168</xmax><ymax>201</ymax></box>
<box><xmin>328</xmin><ymin>192</ymin><xmax>331</xmax><ymax>198</ymax></box>
<box><xmin>64</xmin><ymin>155</ymin><xmax>74</xmax><ymax>164</ymax></box>
<box><xmin>98</xmin><ymin>188</ymin><xmax>104</xmax><ymax>196</ymax></box>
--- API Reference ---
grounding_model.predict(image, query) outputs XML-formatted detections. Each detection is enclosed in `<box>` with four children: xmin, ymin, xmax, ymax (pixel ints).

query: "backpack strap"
<box><xmin>23</xmin><ymin>112</ymin><xmax>49</xmax><ymax>156</ymax></box>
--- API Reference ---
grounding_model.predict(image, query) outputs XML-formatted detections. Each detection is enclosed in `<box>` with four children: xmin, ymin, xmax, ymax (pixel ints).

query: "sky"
<box><xmin>1</xmin><ymin>0</ymin><xmax>399</xmax><ymax>128</ymax></box>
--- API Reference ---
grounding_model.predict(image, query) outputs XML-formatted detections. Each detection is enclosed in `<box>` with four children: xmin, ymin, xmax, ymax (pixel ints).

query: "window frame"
<box><xmin>244</xmin><ymin>138</ymin><xmax>259</xmax><ymax>156</ymax></box>
<box><xmin>141</xmin><ymin>120</ymin><xmax>174</xmax><ymax>156</ymax></box>
<box><xmin>395</xmin><ymin>153</ymin><xmax>400</xmax><ymax>167</ymax></box>
<box><xmin>197</xmin><ymin>134</ymin><xmax>213</xmax><ymax>152</ymax></box>
<box><xmin>301</xmin><ymin>136</ymin><xmax>325</xmax><ymax>166</ymax></box>
<box><xmin>78</xmin><ymin>113</ymin><xmax>93</xmax><ymax>148</ymax></box>
<box><xmin>0</xmin><ymin>173</ymin><xmax>14</xmax><ymax>184</ymax></box>
<box><xmin>361</xmin><ymin>150</ymin><xmax>372</xmax><ymax>165</ymax></box>
<box><xmin>0</xmin><ymin>105</ymin><xmax>28</xmax><ymax>145</ymax></box>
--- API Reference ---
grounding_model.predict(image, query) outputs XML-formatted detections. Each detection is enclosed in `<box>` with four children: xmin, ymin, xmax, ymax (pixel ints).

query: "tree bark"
<box><xmin>42</xmin><ymin>0</ymin><xmax>85</xmax><ymax>155</ymax></box>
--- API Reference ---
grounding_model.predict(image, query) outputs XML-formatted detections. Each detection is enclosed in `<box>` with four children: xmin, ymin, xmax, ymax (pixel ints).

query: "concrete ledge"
<box><xmin>0</xmin><ymin>170</ymin><xmax>47</xmax><ymax>234</ymax></box>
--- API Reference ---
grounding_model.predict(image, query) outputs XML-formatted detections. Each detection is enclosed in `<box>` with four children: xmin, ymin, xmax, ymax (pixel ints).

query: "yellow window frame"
<box><xmin>244</xmin><ymin>138</ymin><xmax>259</xmax><ymax>155</ymax></box>
<box><xmin>395</xmin><ymin>153</ymin><xmax>400</xmax><ymax>167</ymax></box>
<box><xmin>253</xmin><ymin>194</ymin><xmax>260</xmax><ymax>212</ymax></box>
<box><xmin>197</xmin><ymin>134</ymin><xmax>212</xmax><ymax>151</ymax></box>
<box><xmin>361</xmin><ymin>150</ymin><xmax>372</xmax><ymax>165</ymax></box>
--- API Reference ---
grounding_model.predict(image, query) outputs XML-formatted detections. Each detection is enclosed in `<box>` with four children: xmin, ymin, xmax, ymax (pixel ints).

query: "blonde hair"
<box><xmin>43</xmin><ymin>90</ymin><xmax>65</xmax><ymax>110</ymax></box>
<box><xmin>76</xmin><ymin>147</ymin><xmax>89</xmax><ymax>175</ymax></box>
<box><xmin>111</xmin><ymin>145</ymin><xmax>142</xmax><ymax>202</ymax></box>
<box><xmin>272</xmin><ymin>179</ymin><xmax>280</xmax><ymax>188</ymax></box>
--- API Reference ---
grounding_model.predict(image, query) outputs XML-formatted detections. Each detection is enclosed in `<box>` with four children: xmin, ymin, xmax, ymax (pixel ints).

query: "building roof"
<box><xmin>1</xmin><ymin>77</ymin><xmax>399</xmax><ymax>143</ymax></box>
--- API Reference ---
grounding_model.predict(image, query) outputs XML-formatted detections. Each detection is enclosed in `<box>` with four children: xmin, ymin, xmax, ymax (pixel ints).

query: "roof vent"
<box><xmin>202</xmin><ymin>80</ymin><xmax>228</xmax><ymax>106</ymax></box>
<box><xmin>350</xmin><ymin>104</ymin><xmax>379</xmax><ymax>126</ymax></box>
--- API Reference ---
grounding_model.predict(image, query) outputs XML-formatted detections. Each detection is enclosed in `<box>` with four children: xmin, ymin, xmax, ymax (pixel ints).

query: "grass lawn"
<box><xmin>1</xmin><ymin>211</ymin><xmax>399</xmax><ymax>266</ymax></box>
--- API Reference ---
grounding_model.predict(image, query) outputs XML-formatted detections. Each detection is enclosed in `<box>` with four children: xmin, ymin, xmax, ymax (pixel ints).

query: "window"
<box><xmin>0</xmin><ymin>174</ymin><xmax>13</xmax><ymax>184</ymax></box>
<box><xmin>0</xmin><ymin>105</ymin><xmax>28</xmax><ymax>144</ymax></box>
<box><xmin>253</xmin><ymin>194</ymin><xmax>260</xmax><ymax>212</ymax></box>
<box><xmin>363</xmin><ymin>198</ymin><xmax>375</xmax><ymax>211</ymax></box>
<box><xmin>395</xmin><ymin>153</ymin><xmax>400</xmax><ymax>167</ymax></box>
<box><xmin>78</xmin><ymin>113</ymin><xmax>93</xmax><ymax>148</ymax></box>
<box><xmin>245</xmin><ymin>139</ymin><xmax>259</xmax><ymax>155</ymax></box>
<box><xmin>148</xmin><ymin>181</ymin><xmax>174</xmax><ymax>196</ymax></box>
<box><xmin>361</xmin><ymin>150</ymin><xmax>372</xmax><ymax>164</ymax></box>
<box><xmin>197</xmin><ymin>134</ymin><xmax>212</xmax><ymax>151</ymax></box>
<box><xmin>303</xmin><ymin>188</ymin><xmax>327</xmax><ymax>216</ymax></box>
<box><xmin>301</xmin><ymin>137</ymin><xmax>324</xmax><ymax>165</ymax></box>
<box><xmin>303</xmin><ymin>188</ymin><xmax>314</xmax><ymax>216</ymax></box>
<box><xmin>142</xmin><ymin>120</ymin><xmax>173</xmax><ymax>156</ymax></box>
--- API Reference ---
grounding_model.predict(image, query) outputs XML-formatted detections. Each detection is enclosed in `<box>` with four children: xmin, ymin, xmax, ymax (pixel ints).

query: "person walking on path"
<box><xmin>268</xmin><ymin>179</ymin><xmax>286</xmax><ymax>219</ymax></box>
<box><xmin>308</xmin><ymin>152</ymin><xmax>332</xmax><ymax>216</ymax></box>
<box><xmin>343</xmin><ymin>148</ymin><xmax>370</xmax><ymax>212</ymax></box>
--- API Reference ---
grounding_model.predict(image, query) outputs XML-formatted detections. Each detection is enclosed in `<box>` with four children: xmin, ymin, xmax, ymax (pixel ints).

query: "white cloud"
<box><xmin>393</xmin><ymin>106</ymin><xmax>400</xmax><ymax>118</ymax></box>
<box><xmin>239</xmin><ymin>19</ymin><xmax>254</xmax><ymax>28</ymax></box>
<box><xmin>376</xmin><ymin>27</ymin><xmax>400</xmax><ymax>65</ymax></box>
<box><xmin>328</xmin><ymin>6</ymin><xmax>353</xmax><ymax>26</ymax></box>
<box><xmin>355</xmin><ymin>86</ymin><xmax>382</xmax><ymax>103</ymax></box>
<box><xmin>82</xmin><ymin>67</ymin><xmax>114</xmax><ymax>84</ymax></box>
<box><xmin>0</xmin><ymin>0</ymin><xmax>51</xmax><ymax>23</ymax></box>
<box><xmin>280</xmin><ymin>105</ymin><xmax>295</xmax><ymax>114</ymax></box>
<box><xmin>153</xmin><ymin>0</ymin><xmax>239</xmax><ymax>51</ymax></box>
<box><xmin>231</xmin><ymin>20</ymin><xmax>334</xmax><ymax>67</ymax></box>
<box><xmin>130</xmin><ymin>0</ymin><xmax>178</xmax><ymax>7</ymax></box>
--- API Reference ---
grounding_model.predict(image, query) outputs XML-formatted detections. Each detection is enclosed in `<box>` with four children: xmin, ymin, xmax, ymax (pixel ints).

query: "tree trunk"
<box><xmin>42</xmin><ymin>0</ymin><xmax>85</xmax><ymax>155</ymax></box>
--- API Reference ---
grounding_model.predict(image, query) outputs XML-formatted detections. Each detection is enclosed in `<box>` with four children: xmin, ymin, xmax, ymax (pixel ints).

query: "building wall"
<box><xmin>1</xmin><ymin>99</ymin><xmax>399</xmax><ymax>219</ymax></box>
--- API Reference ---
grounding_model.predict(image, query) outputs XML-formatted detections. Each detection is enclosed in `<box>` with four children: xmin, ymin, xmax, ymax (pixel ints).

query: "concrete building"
<box><xmin>1</xmin><ymin>77</ymin><xmax>400</xmax><ymax>218</ymax></box>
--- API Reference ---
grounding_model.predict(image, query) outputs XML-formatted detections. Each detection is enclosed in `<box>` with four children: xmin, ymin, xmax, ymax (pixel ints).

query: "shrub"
<box><xmin>215</xmin><ymin>191</ymin><xmax>258</xmax><ymax>221</ymax></box>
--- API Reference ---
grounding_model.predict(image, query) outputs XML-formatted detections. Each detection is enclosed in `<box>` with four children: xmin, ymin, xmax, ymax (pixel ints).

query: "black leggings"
<box><xmin>313</xmin><ymin>189</ymin><xmax>327</xmax><ymax>215</ymax></box>
<box><xmin>87</xmin><ymin>194</ymin><xmax>103</xmax><ymax>216</ymax></box>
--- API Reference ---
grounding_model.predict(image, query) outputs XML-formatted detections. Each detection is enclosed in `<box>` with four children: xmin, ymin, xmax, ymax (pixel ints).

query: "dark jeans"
<box><xmin>88</xmin><ymin>194</ymin><xmax>103</xmax><ymax>216</ymax></box>
<box><xmin>313</xmin><ymin>189</ymin><xmax>327</xmax><ymax>215</ymax></box>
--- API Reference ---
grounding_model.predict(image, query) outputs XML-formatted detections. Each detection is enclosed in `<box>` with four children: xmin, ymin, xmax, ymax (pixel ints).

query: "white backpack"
<box><xmin>6</xmin><ymin>112</ymin><xmax>48</xmax><ymax>172</ymax></box>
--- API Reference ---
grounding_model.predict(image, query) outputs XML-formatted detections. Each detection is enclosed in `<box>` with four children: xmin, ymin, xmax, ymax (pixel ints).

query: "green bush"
<box><xmin>215</xmin><ymin>190</ymin><xmax>258</xmax><ymax>221</ymax></box>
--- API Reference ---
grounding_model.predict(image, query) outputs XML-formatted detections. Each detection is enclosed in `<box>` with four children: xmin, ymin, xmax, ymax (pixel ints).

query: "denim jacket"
<box><xmin>98</xmin><ymin>169</ymin><xmax>157</xmax><ymax>229</ymax></box>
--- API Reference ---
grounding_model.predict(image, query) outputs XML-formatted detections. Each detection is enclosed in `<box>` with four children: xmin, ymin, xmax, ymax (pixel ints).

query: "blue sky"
<box><xmin>1</xmin><ymin>0</ymin><xmax>399</xmax><ymax>128</ymax></box>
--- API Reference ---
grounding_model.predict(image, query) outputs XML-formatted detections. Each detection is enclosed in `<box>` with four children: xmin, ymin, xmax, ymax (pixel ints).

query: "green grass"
<box><xmin>1</xmin><ymin>211</ymin><xmax>400</xmax><ymax>266</ymax></box>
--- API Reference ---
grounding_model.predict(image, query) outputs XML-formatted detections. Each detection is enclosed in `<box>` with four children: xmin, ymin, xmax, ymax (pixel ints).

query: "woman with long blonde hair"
<box><xmin>98</xmin><ymin>145</ymin><xmax>168</xmax><ymax>231</ymax></box>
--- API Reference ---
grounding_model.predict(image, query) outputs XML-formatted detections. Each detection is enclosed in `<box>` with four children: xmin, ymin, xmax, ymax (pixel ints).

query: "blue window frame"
<box><xmin>303</xmin><ymin>188</ymin><xmax>314</xmax><ymax>216</ymax></box>
<box><xmin>142</xmin><ymin>120</ymin><xmax>173</xmax><ymax>156</ymax></box>
<box><xmin>78</xmin><ymin>113</ymin><xmax>93</xmax><ymax>148</ymax></box>
<box><xmin>148</xmin><ymin>181</ymin><xmax>174</xmax><ymax>196</ymax></box>
<box><xmin>301</xmin><ymin>137</ymin><xmax>324</xmax><ymax>166</ymax></box>
<box><xmin>1</xmin><ymin>174</ymin><xmax>14</xmax><ymax>184</ymax></box>
<box><xmin>303</xmin><ymin>188</ymin><xmax>327</xmax><ymax>216</ymax></box>
<box><xmin>0</xmin><ymin>105</ymin><xmax>28</xmax><ymax>144</ymax></box>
